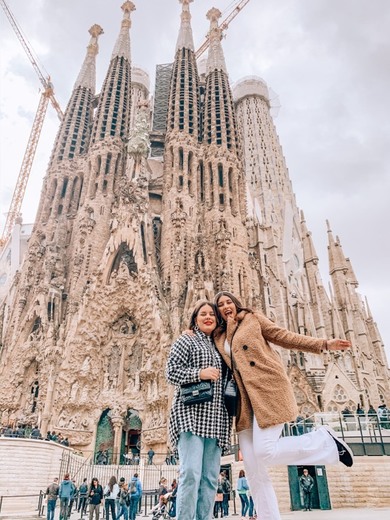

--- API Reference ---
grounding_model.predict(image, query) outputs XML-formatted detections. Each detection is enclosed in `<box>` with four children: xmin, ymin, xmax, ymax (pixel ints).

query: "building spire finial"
<box><xmin>75</xmin><ymin>24</ymin><xmax>104</xmax><ymax>90</ymax></box>
<box><xmin>175</xmin><ymin>0</ymin><xmax>195</xmax><ymax>52</ymax></box>
<box><xmin>111</xmin><ymin>1</ymin><xmax>136</xmax><ymax>60</ymax></box>
<box><xmin>206</xmin><ymin>7</ymin><xmax>227</xmax><ymax>75</ymax></box>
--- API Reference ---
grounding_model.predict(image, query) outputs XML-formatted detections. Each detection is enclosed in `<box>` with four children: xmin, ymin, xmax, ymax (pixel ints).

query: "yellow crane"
<box><xmin>0</xmin><ymin>0</ymin><xmax>63</xmax><ymax>248</ymax></box>
<box><xmin>195</xmin><ymin>0</ymin><xmax>251</xmax><ymax>58</ymax></box>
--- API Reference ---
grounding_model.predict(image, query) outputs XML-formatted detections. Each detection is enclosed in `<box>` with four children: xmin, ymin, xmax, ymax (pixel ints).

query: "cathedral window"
<box><xmin>103</xmin><ymin>180</ymin><xmax>108</xmax><ymax>193</ymax></box>
<box><xmin>140</xmin><ymin>223</ymin><xmax>147</xmax><ymax>263</ymax></box>
<box><xmin>60</xmin><ymin>178</ymin><xmax>68</xmax><ymax>198</ymax></box>
<box><xmin>179</xmin><ymin>148</ymin><xmax>184</xmax><ymax>170</ymax></box>
<box><xmin>47</xmin><ymin>301</ymin><xmax>55</xmax><ymax>322</ymax></box>
<box><xmin>57</xmin><ymin>204</ymin><xmax>63</xmax><ymax>216</ymax></box>
<box><xmin>30</xmin><ymin>380</ymin><xmax>39</xmax><ymax>413</ymax></box>
<box><xmin>218</xmin><ymin>164</ymin><xmax>224</xmax><ymax>187</ymax></box>
<box><xmin>199</xmin><ymin>161</ymin><xmax>204</xmax><ymax>202</ymax></box>
<box><xmin>219</xmin><ymin>194</ymin><xmax>224</xmax><ymax>206</ymax></box>
<box><xmin>97</xmin><ymin>156</ymin><xmax>102</xmax><ymax>175</ymax></box>
<box><xmin>188</xmin><ymin>152</ymin><xmax>193</xmax><ymax>176</ymax></box>
<box><xmin>105</xmin><ymin>153</ymin><xmax>112</xmax><ymax>175</ymax></box>
<box><xmin>110</xmin><ymin>242</ymin><xmax>138</xmax><ymax>278</ymax></box>
<box><xmin>115</xmin><ymin>154</ymin><xmax>122</xmax><ymax>176</ymax></box>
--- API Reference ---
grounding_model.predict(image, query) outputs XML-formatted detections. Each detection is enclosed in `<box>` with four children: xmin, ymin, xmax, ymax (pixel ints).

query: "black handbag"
<box><xmin>180</xmin><ymin>380</ymin><xmax>213</xmax><ymax>406</ymax></box>
<box><xmin>224</xmin><ymin>372</ymin><xmax>239</xmax><ymax>416</ymax></box>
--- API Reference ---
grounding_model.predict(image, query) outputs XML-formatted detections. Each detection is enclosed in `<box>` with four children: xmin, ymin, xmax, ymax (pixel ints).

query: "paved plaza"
<box><xmin>2</xmin><ymin>508</ymin><xmax>390</xmax><ymax>520</ymax></box>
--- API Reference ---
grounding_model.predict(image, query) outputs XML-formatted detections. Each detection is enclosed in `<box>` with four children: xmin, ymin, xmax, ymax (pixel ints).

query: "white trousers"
<box><xmin>238</xmin><ymin>420</ymin><xmax>339</xmax><ymax>520</ymax></box>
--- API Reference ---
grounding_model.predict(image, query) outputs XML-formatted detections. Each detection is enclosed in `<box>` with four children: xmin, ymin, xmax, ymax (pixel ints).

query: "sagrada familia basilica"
<box><xmin>0</xmin><ymin>0</ymin><xmax>389</xmax><ymax>461</ymax></box>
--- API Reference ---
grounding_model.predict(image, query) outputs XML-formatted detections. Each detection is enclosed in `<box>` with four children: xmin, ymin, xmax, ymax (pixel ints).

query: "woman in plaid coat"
<box><xmin>214</xmin><ymin>291</ymin><xmax>353</xmax><ymax>520</ymax></box>
<box><xmin>166</xmin><ymin>300</ymin><xmax>231</xmax><ymax>520</ymax></box>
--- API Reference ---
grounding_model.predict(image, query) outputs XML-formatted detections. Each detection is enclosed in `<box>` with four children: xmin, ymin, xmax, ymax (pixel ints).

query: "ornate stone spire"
<box><xmin>111</xmin><ymin>1</ymin><xmax>135</xmax><ymax>60</ymax></box>
<box><xmin>327</xmin><ymin>220</ymin><xmax>348</xmax><ymax>275</ymax></box>
<box><xmin>75</xmin><ymin>24</ymin><xmax>104</xmax><ymax>90</ymax></box>
<box><xmin>175</xmin><ymin>0</ymin><xmax>195</xmax><ymax>52</ymax></box>
<box><xmin>206</xmin><ymin>7</ymin><xmax>227</xmax><ymax>75</ymax></box>
<box><xmin>90</xmin><ymin>2</ymin><xmax>134</xmax><ymax>144</ymax></box>
<box><xmin>48</xmin><ymin>25</ymin><xmax>103</xmax><ymax>164</ymax></box>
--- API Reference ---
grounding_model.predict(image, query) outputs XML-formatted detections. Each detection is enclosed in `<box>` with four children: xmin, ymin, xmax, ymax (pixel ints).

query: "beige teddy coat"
<box><xmin>214</xmin><ymin>310</ymin><xmax>327</xmax><ymax>432</ymax></box>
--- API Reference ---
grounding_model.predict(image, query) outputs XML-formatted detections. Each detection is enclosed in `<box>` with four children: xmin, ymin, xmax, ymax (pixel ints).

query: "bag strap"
<box><xmin>229</xmin><ymin>322</ymin><xmax>240</xmax><ymax>374</ymax></box>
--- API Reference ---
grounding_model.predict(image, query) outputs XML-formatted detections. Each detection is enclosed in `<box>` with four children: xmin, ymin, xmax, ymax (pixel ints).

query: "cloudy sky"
<box><xmin>1</xmin><ymin>0</ymin><xmax>389</xmax><ymax>364</ymax></box>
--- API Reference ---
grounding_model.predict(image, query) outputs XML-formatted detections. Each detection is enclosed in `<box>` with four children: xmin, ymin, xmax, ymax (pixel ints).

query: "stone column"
<box><xmin>111</xmin><ymin>414</ymin><xmax>123</xmax><ymax>464</ymax></box>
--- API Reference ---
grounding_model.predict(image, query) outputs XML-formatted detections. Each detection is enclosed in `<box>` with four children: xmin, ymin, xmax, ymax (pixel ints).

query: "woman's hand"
<box><xmin>200</xmin><ymin>367</ymin><xmax>220</xmax><ymax>381</ymax></box>
<box><xmin>327</xmin><ymin>339</ymin><xmax>351</xmax><ymax>351</ymax></box>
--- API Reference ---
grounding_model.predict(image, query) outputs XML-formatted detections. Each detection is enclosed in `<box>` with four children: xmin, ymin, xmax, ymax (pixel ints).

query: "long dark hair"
<box><xmin>214</xmin><ymin>291</ymin><xmax>252</xmax><ymax>331</ymax></box>
<box><xmin>108</xmin><ymin>475</ymin><xmax>117</xmax><ymax>491</ymax></box>
<box><xmin>188</xmin><ymin>300</ymin><xmax>218</xmax><ymax>331</ymax></box>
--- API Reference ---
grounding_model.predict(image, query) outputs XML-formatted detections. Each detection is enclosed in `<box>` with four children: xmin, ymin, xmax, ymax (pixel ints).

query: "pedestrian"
<box><xmin>59</xmin><ymin>473</ymin><xmax>75</xmax><ymax>520</ymax></box>
<box><xmin>168</xmin><ymin>479</ymin><xmax>177</xmax><ymax>518</ymax></box>
<box><xmin>45</xmin><ymin>477</ymin><xmax>59</xmax><ymax>520</ymax></box>
<box><xmin>128</xmin><ymin>473</ymin><xmax>142</xmax><ymax>520</ymax></box>
<box><xmin>220</xmin><ymin>471</ymin><xmax>231</xmax><ymax>517</ymax></box>
<box><xmin>299</xmin><ymin>469</ymin><xmax>314</xmax><ymax>511</ymax></box>
<box><xmin>248</xmin><ymin>493</ymin><xmax>255</xmax><ymax>520</ymax></box>
<box><xmin>68</xmin><ymin>479</ymin><xmax>78</xmax><ymax>516</ymax></box>
<box><xmin>237</xmin><ymin>470</ymin><xmax>250</xmax><ymax>518</ymax></box>
<box><xmin>214</xmin><ymin>291</ymin><xmax>354</xmax><ymax>520</ymax></box>
<box><xmin>78</xmin><ymin>478</ymin><xmax>89</xmax><ymax>516</ymax></box>
<box><xmin>88</xmin><ymin>478</ymin><xmax>103</xmax><ymax>520</ymax></box>
<box><xmin>117</xmin><ymin>477</ymin><xmax>129</xmax><ymax>520</ymax></box>
<box><xmin>147</xmin><ymin>448</ymin><xmax>155</xmax><ymax>465</ymax></box>
<box><xmin>213</xmin><ymin>475</ymin><xmax>224</xmax><ymax>518</ymax></box>
<box><xmin>104</xmin><ymin>476</ymin><xmax>119</xmax><ymax>520</ymax></box>
<box><xmin>166</xmin><ymin>300</ymin><xmax>232</xmax><ymax>520</ymax></box>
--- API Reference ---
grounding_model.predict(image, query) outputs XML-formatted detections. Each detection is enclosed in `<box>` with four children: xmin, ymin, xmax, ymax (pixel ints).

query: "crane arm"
<box><xmin>0</xmin><ymin>93</ymin><xmax>49</xmax><ymax>248</ymax></box>
<box><xmin>0</xmin><ymin>0</ymin><xmax>63</xmax><ymax>120</ymax></box>
<box><xmin>195</xmin><ymin>0</ymin><xmax>251</xmax><ymax>59</ymax></box>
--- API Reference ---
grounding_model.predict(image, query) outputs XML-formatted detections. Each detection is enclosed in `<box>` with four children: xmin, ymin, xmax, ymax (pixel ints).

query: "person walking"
<box><xmin>213</xmin><ymin>475</ymin><xmax>224</xmax><ymax>518</ymax></box>
<box><xmin>220</xmin><ymin>471</ymin><xmax>231</xmax><ymax>517</ymax></box>
<box><xmin>45</xmin><ymin>477</ymin><xmax>59</xmax><ymax>520</ymax></box>
<box><xmin>147</xmin><ymin>448</ymin><xmax>155</xmax><ymax>465</ymax></box>
<box><xmin>88</xmin><ymin>478</ymin><xmax>104</xmax><ymax>520</ymax></box>
<box><xmin>59</xmin><ymin>474</ymin><xmax>75</xmax><ymax>520</ymax></box>
<box><xmin>166</xmin><ymin>300</ymin><xmax>232</xmax><ymax>520</ymax></box>
<box><xmin>117</xmin><ymin>477</ymin><xmax>129</xmax><ymax>520</ymax></box>
<box><xmin>214</xmin><ymin>291</ymin><xmax>354</xmax><ymax>520</ymax></box>
<box><xmin>104</xmin><ymin>476</ymin><xmax>119</xmax><ymax>520</ymax></box>
<box><xmin>128</xmin><ymin>473</ymin><xmax>142</xmax><ymax>520</ymax></box>
<box><xmin>237</xmin><ymin>470</ymin><xmax>250</xmax><ymax>519</ymax></box>
<box><xmin>299</xmin><ymin>469</ymin><xmax>314</xmax><ymax>511</ymax></box>
<box><xmin>78</xmin><ymin>478</ymin><xmax>89</xmax><ymax>516</ymax></box>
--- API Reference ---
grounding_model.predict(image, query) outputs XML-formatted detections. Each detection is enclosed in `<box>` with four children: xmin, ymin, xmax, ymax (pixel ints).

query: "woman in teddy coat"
<box><xmin>214</xmin><ymin>291</ymin><xmax>353</xmax><ymax>520</ymax></box>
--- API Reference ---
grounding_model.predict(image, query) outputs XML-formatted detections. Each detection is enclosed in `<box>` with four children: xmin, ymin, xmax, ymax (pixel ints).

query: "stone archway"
<box><xmin>121</xmin><ymin>409</ymin><xmax>142</xmax><ymax>464</ymax></box>
<box><xmin>94</xmin><ymin>408</ymin><xmax>114</xmax><ymax>464</ymax></box>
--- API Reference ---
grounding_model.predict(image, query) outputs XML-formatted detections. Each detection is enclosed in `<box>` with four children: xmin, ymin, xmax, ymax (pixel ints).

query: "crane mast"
<box><xmin>0</xmin><ymin>0</ymin><xmax>63</xmax><ymax>248</ymax></box>
<box><xmin>195</xmin><ymin>0</ymin><xmax>250</xmax><ymax>59</ymax></box>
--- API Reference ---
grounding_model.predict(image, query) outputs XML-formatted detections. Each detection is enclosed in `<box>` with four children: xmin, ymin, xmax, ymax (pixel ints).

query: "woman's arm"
<box><xmin>166</xmin><ymin>335</ymin><xmax>202</xmax><ymax>385</ymax></box>
<box><xmin>254</xmin><ymin>312</ymin><xmax>350</xmax><ymax>354</ymax></box>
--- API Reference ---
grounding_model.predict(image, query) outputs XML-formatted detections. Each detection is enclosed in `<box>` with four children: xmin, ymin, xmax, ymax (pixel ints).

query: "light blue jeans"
<box><xmin>177</xmin><ymin>432</ymin><xmax>221</xmax><ymax>520</ymax></box>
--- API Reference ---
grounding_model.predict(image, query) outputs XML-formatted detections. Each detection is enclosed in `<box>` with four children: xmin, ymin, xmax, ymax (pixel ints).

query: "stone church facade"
<box><xmin>0</xmin><ymin>1</ymin><xmax>389</xmax><ymax>462</ymax></box>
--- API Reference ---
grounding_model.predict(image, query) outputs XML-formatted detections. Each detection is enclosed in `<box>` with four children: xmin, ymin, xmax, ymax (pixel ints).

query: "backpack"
<box><xmin>222</xmin><ymin>479</ymin><xmax>231</xmax><ymax>494</ymax></box>
<box><xmin>129</xmin><ymin>480</ymin><xmax>137</xmax><ymax>494</ymax></box>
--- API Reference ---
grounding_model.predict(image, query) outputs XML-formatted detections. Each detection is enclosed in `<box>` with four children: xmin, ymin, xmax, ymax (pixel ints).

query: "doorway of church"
<box><xmin>288</xmin><ymin>465</ymin><xmax>331</xmax><ymax>511</ymax></box>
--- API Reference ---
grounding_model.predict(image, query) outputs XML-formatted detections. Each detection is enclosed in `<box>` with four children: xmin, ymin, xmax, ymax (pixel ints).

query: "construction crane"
<box><xmin>195</xmin><ymin>0</ymin><xmax>250</xmax><ymax>59</ymax></box>
<box><xmin>0</xmin><ymin>0</ymin><xmax>63</xmax><ymax>248</ymax></box>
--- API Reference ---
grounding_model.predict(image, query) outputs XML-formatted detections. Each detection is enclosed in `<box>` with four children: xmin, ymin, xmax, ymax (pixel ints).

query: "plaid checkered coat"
<box><xmin>166</xmin><ymin>329</ymin><xmax>232</xmax><ymax>456</ymax></box>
